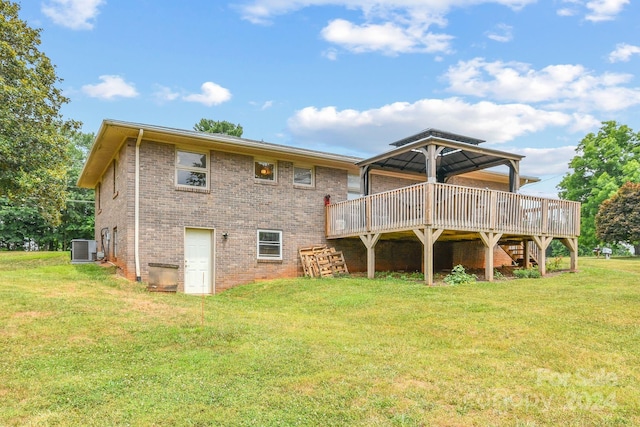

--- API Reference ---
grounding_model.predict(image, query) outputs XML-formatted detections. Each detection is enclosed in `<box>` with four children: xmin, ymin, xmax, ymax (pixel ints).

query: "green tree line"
<box><xmin>0</xmin><ymin>132</ymin><xmax>94</xmax><ymax>250</ymax></box>
<box><xmin>558</xmin><ymin>121</ymin><xmax>640</xmax><ymax>255</ymax></box>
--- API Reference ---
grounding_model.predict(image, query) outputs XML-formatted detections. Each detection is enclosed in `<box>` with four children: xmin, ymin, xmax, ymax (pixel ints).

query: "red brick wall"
<box><xmin>452</xmin><ymin>241</ymin><xmax>514</xmax><ymax>269</ymax></box>
<box><xmin>94</xmin><ymin>140</ymin><xmax>136</xmax><ymax>280</ymax></box>
<box><xmin>334</xmin><ymin>238</ymin><xmax>424</xmax><ymax>273</ymax></box>
<box><xmin>97</xmin><ymin>138</ymin><xmax>352</xmax><ymax>291</ymax></box>
<box><xmin>370</xmin><ymin>173</ymin><xmax>424</xmax><ymax>194</ymax></box>
<box><xmin>447</xmin><ymin>175</ymin><xmax>509</xmax><ymax>191</ymax></box>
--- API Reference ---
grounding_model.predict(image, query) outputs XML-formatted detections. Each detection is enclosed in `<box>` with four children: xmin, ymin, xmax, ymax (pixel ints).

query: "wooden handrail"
<box><xmin>326</xmin><ymin>182</ymin><xmax>581</xmax><ymax>239</ymax></box>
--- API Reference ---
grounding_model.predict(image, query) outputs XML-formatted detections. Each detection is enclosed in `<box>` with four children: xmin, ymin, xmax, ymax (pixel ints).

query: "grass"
<box><xmin>1</xmin><ymin>252</ymin><xmax>639</xmax><ymax>426</ymax></box>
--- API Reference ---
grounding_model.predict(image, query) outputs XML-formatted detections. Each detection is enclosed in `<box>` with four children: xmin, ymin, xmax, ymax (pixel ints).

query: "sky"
<box><xmin>17</xmin><ymin>0</ymin><xmax>640</xmax><ymax>197</ymax></box>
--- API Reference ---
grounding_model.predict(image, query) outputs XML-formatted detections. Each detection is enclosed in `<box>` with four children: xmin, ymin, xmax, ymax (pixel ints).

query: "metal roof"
<box><xmin>358</xmin><ymin>129</ymin><xmax>523</xmax><ymax>179</ymax></box>
<box><xmin>390</xmin><ymin>128</ymin><xmax>485</xmax><ymax>147</ymax></box>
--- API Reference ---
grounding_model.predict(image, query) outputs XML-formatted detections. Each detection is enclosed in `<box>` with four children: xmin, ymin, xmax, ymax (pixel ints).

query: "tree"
<box><xmin>558</xmin><ymin>121</ymin><xmax>640</xmax><ymax>253</ymax></box>
<box><xmin>194</xmin><ymin>118</ymin><xmax>243</xmax><ymax>137</ymax></box>
<box><xmin>0</xmin><ymin>1</ymin><xmax>79</xmax><ymax>225</ymax></box>
<box><xmin>596</xmin><ymin>182</ymin><xmax>640</xmax><ymax>255</ymax></box>
<box><xmin>0</xmin><ymin>197</ymin><xmax>51</xmax><ymax>250</ymax></box>
<box><xmin>0</xmin><ymin>132</ymin><xmax>94</xmax><ymax>251</ymax></box>
<box><xmin>55</xmin><ymin>132</ymin><xmax>95</xmax><ymax>249</ymax></box>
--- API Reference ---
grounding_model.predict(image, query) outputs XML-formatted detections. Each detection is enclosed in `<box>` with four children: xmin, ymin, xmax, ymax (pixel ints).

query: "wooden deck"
<box><xmin>326</xmin><ymin>182</ymin><xmax>581</xmax><ymax>284</ymax></box>
<box><xmin>327</xmin><ymin>182</ymin><xmax>580</xmax><ymax>239</ymax></box>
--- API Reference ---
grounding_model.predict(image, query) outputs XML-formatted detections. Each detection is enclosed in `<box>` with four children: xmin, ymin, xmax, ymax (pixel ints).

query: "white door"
<box><xmin>184</xmin><ymin>228</ymin><xmax>212</xmax><ymax>294</ymax></box>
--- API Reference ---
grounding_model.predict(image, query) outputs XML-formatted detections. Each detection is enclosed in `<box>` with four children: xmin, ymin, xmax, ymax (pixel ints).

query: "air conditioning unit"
<box><xmin>71</xmin><ymin>239</ymin><xmax>97</xmax><ymax>264</ymax></box>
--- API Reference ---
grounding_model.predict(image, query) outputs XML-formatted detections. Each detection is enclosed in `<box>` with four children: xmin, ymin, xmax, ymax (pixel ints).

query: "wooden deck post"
<box><xmin>532</xmin><ymin>235</ymin><xmax>553</xmax><ymax>276</ymax></box>
<box><xmin>479</xmin><ymin>231</ymin><xmax>502</xmax><ymax>282</ymax></box>
<box><xmin>359</xmin><ymin>233</ymin><xmax>380</xmax><ymax>279</ymax></box>
<box><xmin>421</xmin><ymin>145</ymin><xmax>445</xmax><ymax>184</ymax></box>
<box><xmin>523</xmin><ymin>240</ymin><xmax>531</xmax><ymax>269</ymax></box>
<box><xmin>508</xmin><ymin>159</ymin><xmax>520</xmax><ymax>193</ymax></box>
<box><xmin>560</xmin><ymin>237</ymin><xmax>579</xmax><ymax>272</ymax></box>
<box><xmin>413</xmin><ymin>227</ymin><xmax>443</xmax><ymax>286</ymax></box>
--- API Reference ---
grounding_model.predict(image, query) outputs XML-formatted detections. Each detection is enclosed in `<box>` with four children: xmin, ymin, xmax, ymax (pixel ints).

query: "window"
<box><xmin>257</xmin><ymin>230</ymin><xmax>282</xmax><ymax>260</ymax></box>
<box><xmin>176</xmin><ymin>150</ymin><xmax>208</xmax><ymax>188</ymax></box>
<box><xmin>348</xmin><ymin>174</ymin><xmax>361</xmax><ymax>200</ymax></box>
<box><xmin>255</xmin><ymin>159</ymin><xmax>276</xmax><ymax>182</ymax></box>
<box><xmin>293</xmin><ymin>165</ymin><xmax>314</xmax><ymax>187</ymax></box>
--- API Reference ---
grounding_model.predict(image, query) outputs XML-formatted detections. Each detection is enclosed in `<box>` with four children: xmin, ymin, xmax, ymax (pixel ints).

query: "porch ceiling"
<box><xmin>357</xmin><ymin>129</ymin><xmax>524</xmax><ymax>179</ymax></box>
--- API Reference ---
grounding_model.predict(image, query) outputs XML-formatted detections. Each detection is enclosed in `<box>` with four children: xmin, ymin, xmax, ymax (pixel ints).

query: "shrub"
<box><xmin>546</xmin><ymin>256</ymin><xmax>564</xmax><ymax>272</ymax></box>
<box><xmin>444</xmin><ymin>265</ymin><xmax>477</xmax><ymax>285</ymax></box>
<box><xmin>513</xmin><ymin>267</ymin><xmax>541</xmax><ymax>279</ymax></box>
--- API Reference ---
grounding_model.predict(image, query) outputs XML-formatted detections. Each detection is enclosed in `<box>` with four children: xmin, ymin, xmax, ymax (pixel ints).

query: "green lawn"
<box><xmin>1</xmin><ymin>252</ymin><xmax>639</xmax><ymax>426</ymax></box>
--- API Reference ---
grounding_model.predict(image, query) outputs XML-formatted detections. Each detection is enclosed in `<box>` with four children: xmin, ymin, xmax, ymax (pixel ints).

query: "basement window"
<box><xmin>257</xmin><ymin>229</ymin><xmax>282</xmax><ymax>260</ymax></box>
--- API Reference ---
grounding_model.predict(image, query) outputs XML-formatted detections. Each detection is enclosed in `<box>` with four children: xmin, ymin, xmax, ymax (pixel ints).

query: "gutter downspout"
<box><xmin>134</xmin><ymin>129</ymin><xmax>143</xmax><ymax>281</ymax></box>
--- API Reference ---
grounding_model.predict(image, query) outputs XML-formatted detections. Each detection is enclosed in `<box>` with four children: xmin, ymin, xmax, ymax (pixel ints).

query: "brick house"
<box><xmin>77</xmin><ymin>120</ymin><xmax>580</xmax><ymax>293</ymax></box>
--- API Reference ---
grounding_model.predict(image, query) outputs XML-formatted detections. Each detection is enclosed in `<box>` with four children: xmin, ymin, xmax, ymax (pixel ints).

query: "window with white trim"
<box><xmin>255</xmin><ymin>159</ymin><xmax>276</xmax><ymax>182</ymax></box>
<box><xmin>347</xmin><ymin>173</ymin><xmax>361</xmax><ymax>200</ymax></box>
<box><xmin>176</xmin><ymin>150</ymin><xmax>208</xmax><ymax>188</ymax></box>
<box><xmin>293</xmin><ymin>165</ymin><xmax>314</xmax><ymax>187</ymax></box>
<box><xmin>257</xmin><ymin>229</ymin><xmax>282</xmax><ymax>260</ymax></box>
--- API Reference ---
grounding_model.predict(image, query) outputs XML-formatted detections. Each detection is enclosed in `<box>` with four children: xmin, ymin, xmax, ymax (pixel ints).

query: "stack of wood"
<box><xmin>299</xmin><ymin>245</ymin><xmax>349</xmax><ymax>278</ymax></box>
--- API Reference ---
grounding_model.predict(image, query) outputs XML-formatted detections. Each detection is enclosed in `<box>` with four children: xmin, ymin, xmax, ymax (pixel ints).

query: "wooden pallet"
<box><xmin>299</xmin><ymin>245</ymin><xmax>348</xmax><ymax>278</ymax></box>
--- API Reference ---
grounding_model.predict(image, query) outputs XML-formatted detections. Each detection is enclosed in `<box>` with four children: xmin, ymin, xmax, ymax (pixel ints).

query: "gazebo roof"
<box><xmin>357</xmin><ymin>128</ymin><xmax>523</xmax><ymax>179</ymax></box>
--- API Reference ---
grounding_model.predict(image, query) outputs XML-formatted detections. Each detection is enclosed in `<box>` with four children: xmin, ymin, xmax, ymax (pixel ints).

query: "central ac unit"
<box><xmin>71</xmin><ymin>239</ymin><xmax>97</xmax><ymax>264</ymax></box>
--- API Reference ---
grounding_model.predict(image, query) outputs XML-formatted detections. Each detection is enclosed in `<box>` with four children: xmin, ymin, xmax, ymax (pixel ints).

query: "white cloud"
<box><xmin>82</xmin><ymin>75</ymin><xmax>138</xmax><ymax>100</ymax></box>
<box><xmin>486</xmin><ymin>23</ymin><xmax>513</xmax><ymax>42</ymax></box>
<box><xmin>556</xmin><ymin>0</ymin><xmax>628</xmax><ymax>21</ymax></box>
<box><xmin>609</xmin><ymin>43</ymin><xmax>640</xmax><ymax>63</ymax></box>
<box><xmin>152</xmin><ymin>85</ymin><xmax>180</xmax><ymax>104</ymax></box>
<box><xmin>183</xmin><ymin>82</ymin><xmax>232</xmax><ymax>107</ymax></box>
<box><xmin>239</xmin><ymin>0</ymin><xmax>535</xmax><ymax>25</ymax></box>
<box><xmin>585</xmin><ymin>0</ymin><xmax>629</xmax><ymax>21</ymax></box>
<box><xmin>41</xmin><ymin>0</ymin><xmax>104</xmax><ymax>30</ymax></box>
<box><xmin>443</xmin><ymin>58</ymin><xmax>640</xmax><ymax>112</ymax></box>
<box><xmin>323</xmin><ymin>48</ymin><xmax>339</xmax><ymax>60</ymax></box>
<box><xmin>238</xmin><ymin>0</ymin><xmax>534</xmax><ymax>56</ymax></box>
<box><xmin>511</xmin><ymin>146</ymin><xmax>577</xmax><ymax>176</ymax></box>
<box><xmin>287</xmin><ymin>98</ymin><xmax>595</xmax><ymax>156</ymax></box>
<box><xmin>251</xmin><ymin>100</ymin><xmax>275</xmax><ymax>110</ymax></box>
<box><xmin>321</xmin><ymin>19</ymin><xmax>453</xmax><ymax>55</ymax></box>
<box><xmin>556</xmin><ymin>7</ymin><xmax>577</xmax><ymax>16</ymax></box>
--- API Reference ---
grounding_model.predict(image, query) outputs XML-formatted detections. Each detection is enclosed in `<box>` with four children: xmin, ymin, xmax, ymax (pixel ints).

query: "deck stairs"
<box><xmin>500</xmin><ymin>242</ymin><xmax>539</xmax><ymax>267</ymax></box>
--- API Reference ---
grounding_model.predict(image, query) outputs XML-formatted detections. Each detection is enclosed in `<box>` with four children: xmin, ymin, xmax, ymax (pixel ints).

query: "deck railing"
<box><xmin>326</xmin><ymin>182</ymin><xmax>580</xmax><ymax>239</ymax></box>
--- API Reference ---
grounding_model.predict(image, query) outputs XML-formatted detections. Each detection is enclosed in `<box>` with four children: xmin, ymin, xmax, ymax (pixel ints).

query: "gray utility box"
<box><xmin>71</xmin><ymin>239</ymin><xmax>97</xmax><ymax>264</ymax></box>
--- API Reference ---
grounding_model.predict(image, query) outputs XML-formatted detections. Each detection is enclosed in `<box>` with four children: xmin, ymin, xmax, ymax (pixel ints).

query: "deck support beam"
<box><xmin>523</xmin><ymin>240</ymin><xmax>531</xmax><ymax>269</ymax></box>
<box><xmin>479</xmin><ymin>231</ymin><xmax>502</xmax><ymax>282</ymax></box>
<box><xmin>413</xmin><ymin>227</ymin><xmax>444</xmax><ymax>286</ymax></box>
<box><xmin>359</xmin><ymin>233</ymin><xmax>381</xmax><ymax>279</ymax></box>
<box><xmin>532</xmin><ymin>235</ymin><xmax>553</xmax><ymax>276</ymax></box>
<box><xmin>559</xmin><ymin>237</ymin><xmax>579</xmax><ymax>272</ymax></box>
